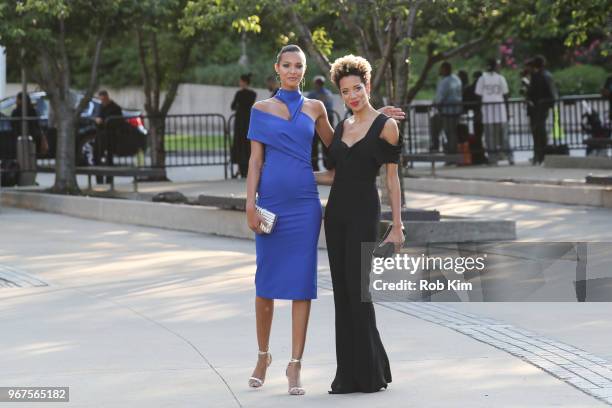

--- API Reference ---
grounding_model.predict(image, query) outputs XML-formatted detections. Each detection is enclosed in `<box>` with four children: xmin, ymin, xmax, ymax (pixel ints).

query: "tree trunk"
<box><xmin>51</xmin><ymin>104</ymin><xmax>79</xmax><ymax>194</ymax></box>
<box><xmin>137</xmin><ymin>29</ymin><xmax>195</xmax><ymax>182</ymax></box>
<box><xmin>286</xmin><ymin>2</ymin><xmax>331</xmax><ymax>74</ymax></box>
<box><xmin>147</xmin><ymin>114</ymin><xmax>169</xmax><ymax>181</ymax></box>
<box><xmin>239</xmin><ymin>31</ymin><xmax>249</xmax><ymax>66</ymax></box>
<box><xmin>35</xmin><ymin>19</ymin><xmax>105</xmax><ymax>194</ymax></box>
<box><xmin>37</xmin><ymin>41</ymin><xmax>80</xmax><ymax>194</ymax></box>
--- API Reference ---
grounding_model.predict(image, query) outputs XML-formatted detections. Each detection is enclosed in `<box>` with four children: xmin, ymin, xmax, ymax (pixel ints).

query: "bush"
<box><xmin>187</xmin><ymin>56</ymin><xmax>340</xmax><ymax>90</ymax></box>
<box><xmin>552</xmin><ymin>65</ymin><xmax>608</xmax><ymax>96</ymax></box>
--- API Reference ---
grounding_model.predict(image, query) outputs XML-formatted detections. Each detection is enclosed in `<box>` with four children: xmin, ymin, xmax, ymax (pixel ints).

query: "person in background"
<box><xmin>458</xmin><ymin>70</ymin><xmax>469</xmax><ymax>90</ymax></box>
<box><xmin>455</xmin><ymin>70</ymin><xmax>471</xmax><ymax>162</ymax></box>
<box><xmin>526</xmin><ymin>55</ymin><xmax>557</xmax><ymax>165</ymax></box>
<box><xmin>475</xmin><ymin>58</ymin><xmax>513</xmax><ymax>165</ymax></box>
<box><xmin>430</xmin><ymin>61</ymin><xmax>463</xmax><ymax>161</ymax></box>
<box><xmin>94</xmin><ymin>90</ymin><xmax>123</xmax><ymax>184</ymax></box>
<box><xmin>230</xmin><ymin>73</ymin><xmax>257</xmax><ymax>178</ymax></box>
<box><xmin>601</xmin><ymin>75</ymin><xmax>612</xmax><ymax>125</ymax></box>
<box><xmin>307</xmin><ymin>75</ymin><xmax>334</xmax><ymax>170</ymax></box>
<box><xmin>11</xmin><ymin>92</ymin><xmax>47</xmax><ymax>156</ymax></box>
<box><xmin>266</xmin><ymin>75</ymin><xmax>279</xmax><ymax>97</ymax></box>
<box><xmin>519</xmin><ymin>62</ymin><xmax>532</xmax><ymax>98</ymax></box>
<box><xmin>463</xmin><ymin>71</ymin><xmax>486</xmax><ymax>164</ymax></box>
<box><xmin>462</xmin><ymin>71</ymin><xmax>482</xmax><ymax>114</ymax></box>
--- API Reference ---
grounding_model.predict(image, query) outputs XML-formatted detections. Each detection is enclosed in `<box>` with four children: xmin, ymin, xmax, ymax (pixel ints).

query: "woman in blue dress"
<box><xmin>245</xmin><ymin>45</ymin><xmax>405</xmax><ymax>395</ymax></box>
<box><xmin>245</xmin><ymin>44</ymin><xmax>326</xmax><ymax>396</ymax></box>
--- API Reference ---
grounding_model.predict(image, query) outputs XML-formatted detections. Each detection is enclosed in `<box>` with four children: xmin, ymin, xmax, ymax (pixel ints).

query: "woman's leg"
<box><xmin>251</xmin><ymin>296</ymin><xmax>274</xmax><ymax>381</ymax></box>
<box><xmin>286</xmin><ymin>300</ymin><xmax>311</xmax><ymax>391</ymax></box>
<box><xmin>326</xmin><ymin>223</ymin><xmax>354</xmax><ymax>392</ymax></box>
<box><xmin>291</xmin><ymin>300</ymin><xmax>311</xmax><ymax>359</ymax></box>
<box><xmin>343</xmin><ymin>220</ymin><xmax>392</xmax><ymax>392</ymax></box>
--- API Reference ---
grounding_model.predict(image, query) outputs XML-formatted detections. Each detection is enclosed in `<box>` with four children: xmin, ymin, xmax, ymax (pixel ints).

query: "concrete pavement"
<box><xmin>1</xmin><ymin>207</ymin><xmax>611</xmax><ymax>407</ymax></box>
<box><xmin>406</xmin><ymin>162</ymin><xmax>612</xmax><ymax>184</ymax></box>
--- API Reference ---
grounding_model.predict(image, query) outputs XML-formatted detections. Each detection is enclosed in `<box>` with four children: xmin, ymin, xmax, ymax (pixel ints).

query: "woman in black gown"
<box><xmin>315</xmin><ymin>55</ymin><xmax>405</xmax><ymax>394</ymax></box>
<box><xmin>231</xmin><ymin>73</ymin><xmax>257</xmax><ymax>178</ymax></box>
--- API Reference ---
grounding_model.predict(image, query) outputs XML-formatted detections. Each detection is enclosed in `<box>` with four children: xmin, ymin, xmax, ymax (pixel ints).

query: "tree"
<box><xmin>0</xmin><ymin>0</ymin><xmax>129</xmax><ymax>194</ymax></box>
<box><xmin>503</xmin><ymin>0</ymin><xmax>612</xmax><ymax>67</ymax></box>
<box><xmin>281</xmin><ymin>0</ymin><xmax>512</xmax><ymax>206</ymax></box>
<box><xmin>132</xmin><ymin>0</ymin><xmax>261</xmax><ymax>180</ymax></box>
<box><xmin>286</xmin><ymin>0</ymin><xmax>513</xmax><ymax>105</ymax></box>
<box><xmin>280</xmin><ymin>0</ymin><xmax>610</xmax><ymax>205</ymax></box>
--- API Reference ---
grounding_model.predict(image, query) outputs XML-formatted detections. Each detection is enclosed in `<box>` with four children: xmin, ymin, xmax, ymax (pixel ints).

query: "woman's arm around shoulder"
<box><xmin>314</xmin><ymin>168</ymin><xmax>335</xmax><ymax>186</ymax></box>
<box><xmin>308</xmin><ymin>99</ymin><xmax>334</xmax><ymax>147</ymax></box>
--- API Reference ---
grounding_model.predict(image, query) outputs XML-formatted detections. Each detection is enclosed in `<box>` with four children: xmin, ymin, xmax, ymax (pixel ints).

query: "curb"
<box><xmin>405</xmin><ymin>177</ymin><xmax>612</xmax><ymax>208</ymax></box>
<box><xmin>1</xmin><ymin>190</ymin><xmax>516</xmax><ymax>245</ymax></box>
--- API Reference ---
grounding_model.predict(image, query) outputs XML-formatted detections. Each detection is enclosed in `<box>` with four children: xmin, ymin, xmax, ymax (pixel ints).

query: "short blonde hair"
<box><xmin>330</xmin><ymin>54</ymin><xmax>372</xmax><ymax>88</ymax></box>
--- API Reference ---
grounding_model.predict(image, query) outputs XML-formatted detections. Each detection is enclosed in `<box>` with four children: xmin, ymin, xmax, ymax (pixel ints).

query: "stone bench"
<box><xmin>76</xmin><ymin>166</ymin><xmax>166</xmax><ymax>192</ymax></box>
<box><xmin>403</xmin><ymin>153</ymin><xmax>465</xmax><ymax>176</ymax></box>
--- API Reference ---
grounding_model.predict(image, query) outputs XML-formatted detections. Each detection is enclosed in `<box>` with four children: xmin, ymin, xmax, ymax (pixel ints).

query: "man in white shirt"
<box><xmin>475</xmin><ymin>59</ymin><xmax>513</xmax><ymax>165</ymax></box>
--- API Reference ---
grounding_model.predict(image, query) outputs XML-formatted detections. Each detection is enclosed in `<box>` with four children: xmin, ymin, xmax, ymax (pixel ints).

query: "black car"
<box><xmin>0</xmin><ymin>91</ymin><xmax>147</xmax><ymax>165</ymax></box>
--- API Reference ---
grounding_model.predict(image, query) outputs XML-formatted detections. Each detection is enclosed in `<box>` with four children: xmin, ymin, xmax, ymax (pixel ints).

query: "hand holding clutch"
<box><xmin>373</xmin><ymin>224</ymin><xmax>405</xmax><ymax>258</ymax></box>
<box><xmin>255</xmin><ymin>205</ymin><xmax>278</xmax><ymax>234</ymax></box>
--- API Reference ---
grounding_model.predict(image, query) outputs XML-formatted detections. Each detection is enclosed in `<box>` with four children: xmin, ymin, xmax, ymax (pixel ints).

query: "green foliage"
<box><xmin>3</xmin><ymin>0</ymin><xmax>608</xmax><ymax>96</ymax></box>
<box><xmin>232</xmin><ymin>16</ymin><xmax>262</xmax><ymax>34</ymax></box>
<box><xmin>311</xmin><ymin>27</ymin><xmax>333</xmax><ymax>56</ymax></box>
<box><xmin>189</xmin><ymin>63</ymin><xmax>264</xmax><ymax>87</ymax></box>
<box><xmin>0</xmin><ymin>0</ymin><xmax>129</xmax><ymax>84</ymax></box>
<box><xmin>187</xmin><ymin>52</ymin><xmax>334</xmax><ymax>88</ymax></box>
<box><xmin>197</xmin><ymin>36</ymin><xmax>243</xmax><ymax>65</ymax></box>
<box><xmin>180</xmin><ymin>0</ymin><xmax>260</xmax><ymax>37</ymax></box>
<box><xmin>553</xmin><ymin>64</ymin><xmax>609</xmax><ymax>95</ymax></box>
<box><xmin>81</xmin><ymin>35</ymin><xmax>142</xmax><ymax>88</ymax></box>
<box><xmin>509</xmin><ymin>0</ymin><xmax>611</xmax><ymax>50</ymax></box>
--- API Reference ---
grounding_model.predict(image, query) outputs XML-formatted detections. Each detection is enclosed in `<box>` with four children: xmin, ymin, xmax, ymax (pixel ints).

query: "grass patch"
<box><xmin>164</xmin><ymin>134</ymin><xmax>228</xmax><ymax>152</ymax></box>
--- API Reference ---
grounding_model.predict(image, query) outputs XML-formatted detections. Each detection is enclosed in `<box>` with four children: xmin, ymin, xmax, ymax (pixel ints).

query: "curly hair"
<box><xmin>329</xmin><ymin>54</ymin><xmax>372</xmax><ymax>88</ymax></box>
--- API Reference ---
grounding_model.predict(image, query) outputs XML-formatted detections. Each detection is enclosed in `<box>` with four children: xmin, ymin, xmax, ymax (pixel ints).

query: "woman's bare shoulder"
<box><xmin>303</xmin><ymin>99</ymin><xmax>328</xmax><ymax>123</ymax></box>
<box><xmin>304</xmin><ymin>98</ymin><xmax>325</xmax><ymax>112</ymax></box>
<box><xmin>380</xmin><ymin>117</ymin><xmax>400</xmax><ymax>145</ymax></box>
<box><xmin>253</xmin><ymin>98</ymin><xmax>281</xmax><ymax>112</ymax></box>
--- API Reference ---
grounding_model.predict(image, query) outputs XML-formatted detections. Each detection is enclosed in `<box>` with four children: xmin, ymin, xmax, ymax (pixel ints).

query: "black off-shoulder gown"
<box><xmin>324</xmin><ymin>113</ymin><xmax>401</xmax><ymax>393</ymax></box>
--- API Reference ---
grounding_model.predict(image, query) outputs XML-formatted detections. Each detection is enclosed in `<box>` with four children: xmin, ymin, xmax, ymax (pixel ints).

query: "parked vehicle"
<box><xmin>0</xmin><ymin>91</ymin><xmax>147</xmax><ymax>165</ymax></box>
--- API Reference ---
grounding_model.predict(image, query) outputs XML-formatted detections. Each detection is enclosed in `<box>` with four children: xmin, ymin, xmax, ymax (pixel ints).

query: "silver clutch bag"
<box><xmin>255</xmin><ymin>205</ymin><xmax>278</xmax><ymax>234</ymax></box>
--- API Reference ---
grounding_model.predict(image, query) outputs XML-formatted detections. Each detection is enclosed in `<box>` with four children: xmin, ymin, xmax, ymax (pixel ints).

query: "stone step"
<box><xmin>1</xmin><ymin>191</ymin><xmax>516</xmax><ymax>247</ymax></box>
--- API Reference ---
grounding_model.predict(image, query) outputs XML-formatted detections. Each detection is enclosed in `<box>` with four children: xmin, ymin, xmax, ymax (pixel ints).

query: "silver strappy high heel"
<box><xmin>248</xmin><ymin>350</ymin><xmax>272</xmax><ymax>388</ymax></box>
<box><xmin>286</xmin><ymin>358</ymin><xmax>305</xmax><ymax>395</ymax></box>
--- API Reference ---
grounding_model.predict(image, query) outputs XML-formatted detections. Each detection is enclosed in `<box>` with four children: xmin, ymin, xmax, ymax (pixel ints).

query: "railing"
<box><xmin>139</xmin><ymin>114</ymin><xmax>229</xmax><ymax>168</ymax></box>
<box><xmin>1</xmin><ymin>113</ymin><xmax>232</xmax><ymax>184</ymax></box>
<box><xmin>400</xmin><ymin>95</ymin><xmax>611</xmax><ymax>156</ymax></box>
<box><xmin>2</xmin><ymin>98</ymin><xmax>610</xmax><ymax>186</ymax></box>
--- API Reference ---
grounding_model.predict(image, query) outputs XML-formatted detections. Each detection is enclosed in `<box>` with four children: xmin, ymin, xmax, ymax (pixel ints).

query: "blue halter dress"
<box><xmin>247</xmin><ymin>89</ymin><xmax>322</xmax><ymax>300</ymax></box>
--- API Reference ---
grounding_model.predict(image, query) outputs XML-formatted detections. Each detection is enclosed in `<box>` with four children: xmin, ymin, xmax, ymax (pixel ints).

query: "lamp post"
<box><xmin>17</xmin><ymin>48</ymin><xmax>36</xmax><ymax>186</ymax></box>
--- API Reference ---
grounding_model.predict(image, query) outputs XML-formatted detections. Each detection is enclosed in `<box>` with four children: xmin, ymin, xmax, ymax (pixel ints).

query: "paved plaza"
<box><xmin>2</xmin><ymin>165</ymin><xmax>612</xmax><ymax>406</ymax></box>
